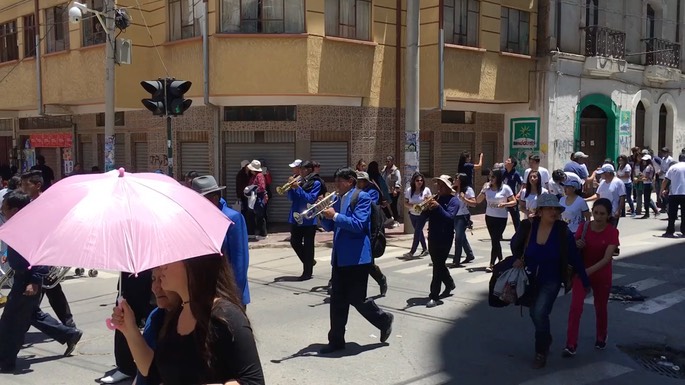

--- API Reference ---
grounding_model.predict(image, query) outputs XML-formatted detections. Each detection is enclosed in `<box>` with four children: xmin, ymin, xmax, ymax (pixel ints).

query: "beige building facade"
<box><xmin>0</xmin><ymin>0</ymin><xmax>537</xmax><ymax>221</ymax></box>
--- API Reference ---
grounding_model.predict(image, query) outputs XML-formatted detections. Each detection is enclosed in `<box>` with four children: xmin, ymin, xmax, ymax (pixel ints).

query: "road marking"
<box><xmin>464</xmin><ymin>273</ymin><xmax>493</xmax><ymax>284</ymax></box>
<box><xmin>518</xmin><ymin>361</ymin><xmax>633</xmax><ymax>385</ymax></box>
<box><xmin>626</xmin><ymin>288</ymin><xmax>685</xmax><ymax>314</ymax></box>
<box><xmin>613</xmin><ymin>262</ymin><xmax>667</xmax><ymax>271</ymax></box>
<box><xmin>376</xmin><ymin>257</ymin><xmax>414</xmax><ymax>269</ymax></box>
<box><xmin>395</xmin><ymin>264</ymin><xmax>432</xmax><ymax>275</ymax></box>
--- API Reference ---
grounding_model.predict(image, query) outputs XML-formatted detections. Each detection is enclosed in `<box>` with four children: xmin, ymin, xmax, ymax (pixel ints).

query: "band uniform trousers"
<box><xmin>44</xmin><ymin>283</ymin><xmax>74</xmax><ymax>327</ymax></box>
<box><xmin>115</xmin><ymin>270</ymin><xmax>154</xmax><ymax>376</ymax></box>
<box><xmin>328</xmin><ymin>264</ymin><xmax>391</xmax><ymax>347</ymax></box>
<box><xmin>290</xmin><ymin>224</ymin><xmax>317</xmax><ymax>277</ymax></box>
<box><xmin>0</xmin><ymin>273</ymin><xmax>42</xmax><ymax>368</ymax></box>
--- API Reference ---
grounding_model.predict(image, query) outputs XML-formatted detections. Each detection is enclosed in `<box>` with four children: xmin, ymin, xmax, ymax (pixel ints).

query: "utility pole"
<box><xmin>404</xmin><ymin>0</ymin><xmax>420</xmax><ymax>234</ymax></box>
<box><xmin>104</xmin><ymin>0</ymin><xmax>116</xmax><ymax>172</ymax></box>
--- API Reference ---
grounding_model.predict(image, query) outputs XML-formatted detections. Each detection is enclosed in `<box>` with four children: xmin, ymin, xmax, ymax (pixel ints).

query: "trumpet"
<box><xmin>412</xmin><ymin>194</ymin><xmax>438</xmax><ymax>214</ymax></box>
<box><xmin>276</xmin><ymin>176</ymin><xmax>301</xmax><ymax>195</ymax></box>
<box><xmin>293</xmin><ymin>192</ymin><xmax>339</xmax><ymax>224</ymax></box>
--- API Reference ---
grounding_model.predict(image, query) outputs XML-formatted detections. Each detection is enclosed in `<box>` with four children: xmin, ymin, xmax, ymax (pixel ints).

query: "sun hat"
<box><xmin>247</xmin><ymin>160</ymin><xmax>263</xmax><ymax>172</ymax></box>
<box><xmin>536</xmin><ymin>193</ymin><xmax>565</xmax><ymax>212</ymax></box>
<box><xmin>434</xmin><ymin>174</ymin><xmax>455</xmax><ymax>193</ymax></box>
<box><xmin>191</xmin><ymin>175</ymin><xmax>226</xmax><ymax>196</ymax></box>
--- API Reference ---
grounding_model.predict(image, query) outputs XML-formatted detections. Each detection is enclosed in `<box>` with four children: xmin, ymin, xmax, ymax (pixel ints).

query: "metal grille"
<box><xmin>114</xmin><ymin>133</ymin><xmax>126</xmax><ymax>169</ymax></box>
<box><xmin>585</xmin><ymin>26</ymin><xmax>626</xmax><ymax>59</ymax></box>
<box><xmin>419</xmin><ymin>140</ymin><xmax>432</xmax><ymax>176</ymax></box>
<box><xmin>80</xmin><ymin>141</ymin><xmax>94</xmax><ymax>168</ymax></box>
<box><xmin>620</xmin><ymin>345</ymin><xmax>685</xmax><ymax>379</ymax></box>
<box><xmin>134</xmin><ymin>142</ymin><xmax>148</xmax><ymax>172</ymax></box>
<box><xmin>441</xmin><ymin>132</ymin><xmax>474</xmax><ymax>176</ymax></box>
<box><xmin>179</xmin><ymin>142</ymin><xmax>210</xmax><ymax>177</ymax></box>
<box><xmin>310</xmin><ymin>142</ymin><xmax>349</xmax><ymax>179</ymax></box>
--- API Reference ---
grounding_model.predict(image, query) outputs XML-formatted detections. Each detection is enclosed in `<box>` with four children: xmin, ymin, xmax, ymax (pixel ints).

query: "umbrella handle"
<box><xmin>105</xmin><ymin>295</ymin><xmax>125</xmax><ymax>331</ymax></box>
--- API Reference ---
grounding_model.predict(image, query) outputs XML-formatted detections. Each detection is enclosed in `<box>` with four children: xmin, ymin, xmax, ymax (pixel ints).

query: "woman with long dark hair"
<box><xmin>638</xmin><ymin>155</ymin><xmax>659</xmax><ymax>218</ymax></box>
<box><xmin>519</xmin><ymin>170</ymin><xmax>548</xmax><ymax>219</ymax></box>
<box><xmin>452</xmin><ymin>173</ymin><xmax>476</xmax><ymax>266</ymax></box>
<box><xmin>616</xmin><ymin>155</ymin><xmax>634</xmax><ymax>217</ymax></box>
<box><xmin>113</xmin><ymin>255</ymin><xmax>264</xmax><ymax>385</ymax></box>
<box><xmin>457</xmin><ymin>151</ymin><xmax>483</xmax><ymax>188</ymax></box>
<box><xmin>368</xmin><ymin>161</ymin><xmax>394</xmax><ymax>222</ymax></box>
<box><xmin>402</xmin><ymin>172</ymin><xmax>431</xmax><ymax>258</ymax></box>
<box><xmin>475</xmin><ymin>169</ymin><xmax>517</xmax><ymax>272</ymax></box>
<box><xmin>563</xmin><ymin>198</ymin><xmax>618</xmax><ymax>357</ymax></box>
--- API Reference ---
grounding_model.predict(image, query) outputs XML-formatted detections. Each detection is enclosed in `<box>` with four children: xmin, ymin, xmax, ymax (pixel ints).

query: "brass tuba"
<box><xmin>412</xmin><ymin>194</ymin><xmax>438</xmax><ymax>214</ymax></box>
<box><xmin>276</xmin><ymin>175</ymin><xmax>302</xmax><ymax>195</ymax></box>
<box><xmin>293</xmin><ymin>192</ymin><xmax>339</xmax><ymax>224</ymax></box>
<box><xmin>43</xmin><ymin>266</ymin><xmax>71</xmax><ymax>289</ymax></box>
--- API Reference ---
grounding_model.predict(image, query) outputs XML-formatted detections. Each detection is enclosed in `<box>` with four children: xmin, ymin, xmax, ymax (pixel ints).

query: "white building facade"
<box><xmin>535</xmin><ymin>0</ymin><xmax>685</xmax><ymax>170</ymax></box>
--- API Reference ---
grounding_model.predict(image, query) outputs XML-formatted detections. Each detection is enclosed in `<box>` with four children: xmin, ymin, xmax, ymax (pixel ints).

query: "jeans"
<box><xmin>666</xmin><ymin>195</ymin><xmax>685</xmax><ymax>234</ymax></box>
<box><xmin>428</xmin><ymin>239</ymin><xmax>454</xmax><ymax>301</ymax></box>
<box><xmin>453</xmin><ymin>215</ymin><xmax>474</xmax><ymax>263</ymax></box>
<box><xmin>507</xmin><ymin>206</ymin><xmax>521</xmax><ymax>231</ymax></box>
<box><xmin>408</xmin><ymin>214</ymin><xmax>427</xmax><ymax>254</ymax></box>
<box><xmin>566</xmin><ymin>267</ymin><xmax>611</xmax><ymax>348</ymax></box>
<box><xmin>529</xmin><ymin>281</ymin><xmax>561</xmax><ymax>354</ymax></box>
<box><xmin>485</xmin><ymin>215</ymin><xmax>507</xmax><ymax>266</ymax></box>
<box><xmin>643</xmin><ymin>184</ymin><xmax>659</xmax><ymax>216</ymax></box>
<box><xmin>290</xmin><ymin>224</ymin><xmax>317</xmax><ymax>277</ymax></box>
<box><xmin>622</xmin><ymin>183</ymin><xmax>634</xmax><ymax>215</ymax></box>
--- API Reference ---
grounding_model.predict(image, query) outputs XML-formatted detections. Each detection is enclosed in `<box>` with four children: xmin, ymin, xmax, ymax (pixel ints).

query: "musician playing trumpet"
<box><xmin>288</xmin><ymin>161</ymin><xmax>326</xmax><ymax>281</ymax></box>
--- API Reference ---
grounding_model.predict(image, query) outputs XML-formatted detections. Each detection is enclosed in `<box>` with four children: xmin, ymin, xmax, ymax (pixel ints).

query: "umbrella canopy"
<box><xmin>0</xmin><ymin>168</ymin><xmax>231</xmax><ymax>274</ymax></box>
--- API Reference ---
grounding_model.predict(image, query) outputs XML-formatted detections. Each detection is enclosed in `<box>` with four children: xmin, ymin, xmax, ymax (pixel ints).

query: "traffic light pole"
<box><xmin>104</xmin><ymin>0</ymin><xmax>116</xmax><ymax>172</ymax></box>
<box><xmin>166</xmin><ymin>115</ymin><xmax>173</xmax><ymax>177</ymax></box>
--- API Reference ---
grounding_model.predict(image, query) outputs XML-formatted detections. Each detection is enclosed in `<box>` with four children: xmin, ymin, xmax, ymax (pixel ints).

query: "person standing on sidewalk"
<box><xmin>661</xmin><ymin>153</ymin><xmax>685</xmax><ymax>237</ymax></box>
<box><xmin>503</xmin><ymin>157</ymin><xmax>523</xmax><ymax>230</ymax></box>
<box><xmin>564</xmin><ymin>198</ymin><xmax>618</xmax><ymax>357</ymax></box>
<box><xmin>287</xmin><ymin>161</ymin><xmax>323</xmax><ymax>281</ymax></box>
<box><xmin>402</xmin><ymin>172</ymin><xmax>431</xmax><ymax>259</ymax></box>
<box><xmin>382</xmin><ymin>156</ymin><xmax>402</xmax><ymax>228</ymax></box>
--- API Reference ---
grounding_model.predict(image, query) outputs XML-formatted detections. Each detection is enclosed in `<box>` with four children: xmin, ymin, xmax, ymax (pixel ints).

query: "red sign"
<box><xmin>30</xmin><ymin>133</ymin><xmax>73</xmax><ymax>148</ymax></box>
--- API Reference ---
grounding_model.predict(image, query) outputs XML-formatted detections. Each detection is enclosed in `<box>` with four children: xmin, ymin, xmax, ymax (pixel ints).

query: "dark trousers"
<box><xmin>44</xmin><ymin>283</ymin><xmax>74</xmax><ymax>327</ymax></box>
<box><xmin>328</xmin><ymin>264</ymin><xmax>391</xmax><ymax>347</ymax></box>
<box><xmin>290</xmin><ymin>224</ymin><xmax>317</xmax><ymax>277</ymax></box>
<box><xmin>31</xmin><ymin>306</ymin><xmax>77</xmax><ymax>345</ymax></box>
<box><xmin>408</xmin><ymin>214</ymin><xmax>427</xmax><ymax>254</ymax></box>
<box><xmin>246</xmin><ymin>205</ymin><xmax>267</xmax><ymax>237</ymax></box>
<box><xmin>369</xmin><ymin>262</ymin><xmax>385</xmax><ymax>287</ymax></box>
<box><xmin>656</xmin><ymin>176</ymin><xmax>665</xmax><ymax>209</ymax></box>
<box><xmin>115</xmin><ymin>271</ymin><xmax>153</xmax><ymax>376</ymax></box>
<box><xmin>428</xmin><ymin>239</ymin><xmax>454</xmax><ymax>301</ymax></box>
<box><xmin>643</xmin><ymin>184</ymin><xmax>659</xmax><ymax>216</ymax></box>
<box><xmin>666</xmin><ymin>195</ymin><xmax>685</xmax><ymax>234</ymax></box>
<box><xmin>530</xmin><ymin>281</ymin><xmax>561</xmax><ymax>354</ymax></box>
<box><xmin>622</xmin><ymin>183</ymin><xmax>634</xmax><ymax>215</ymax></box>
<box><xmin>390</xmin><ymin>194</ymin><xmax>400</xmax><ymax>221</ymax></box>
<box><xmin>0</xmin><ymin>281</ymin><xmax>41</xmax><ymax>367</ymax></box>
<box><xmin>453</xmin><ymin>215</ymin><xmax>474</xmax><ymax>263</ymax></box>
<box><xmin>241</xmin><ymin>197</ymin><xmax>252</xmax><ymax>235</ymax></box>
<box><xmin>485</xmin><ymin>215</ymin><xmax>508</xmax><ymax>266</ymax></box>
<box><xmin>507</xmin><ymin>206</ymin><xmax>521</xmax><ymax>231</ymax></box>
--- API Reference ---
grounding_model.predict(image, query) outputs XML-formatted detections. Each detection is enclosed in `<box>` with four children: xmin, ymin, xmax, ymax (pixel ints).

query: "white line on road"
<box><xmin>395</xmin><ymin>264</ymin><xmax>432</xmax><ymax>275</ymax></box>
<box><xmin>626</xmin><ymin>288</ymin><xmax>685</xmax><ymax>314</ymax></box>
<box><xmin>584</xmin><ymin>276</ymin><xmax>666</xmax><ymax>305</ymax></box>
<box><xmin>517</xmin><ymin>361</ymin><xmax>633</xmax><ymax>385</ymax></box>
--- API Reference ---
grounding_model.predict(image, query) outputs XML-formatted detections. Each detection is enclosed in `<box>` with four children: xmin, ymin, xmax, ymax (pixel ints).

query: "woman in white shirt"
<box><xmin>451</xmin><ymin>174</ymin><xmax>476</xmax><ymax>266</ymax></box>
<box><xmin>475</xmin><ymin>169</ymin><xmax>517</xmax><ymax>272</ymax></box>
<box><xmin>616</xmin><ymin>155</ymin><xmax>635</xmax><ymax>217</ymax></box>
<box><xmin>560</xmin><ymin>179</ymin><xmax>590</xmax><ymax>233</ymax></box>
<box><xmin>403</xmin><ymin>172</ymin><xmax>432</xmax><ymax>258</ymax></box>
<box><xmin>519</xmin><ymin>170</ymin><xmax>548</xmax><ymax>219</ymax></box>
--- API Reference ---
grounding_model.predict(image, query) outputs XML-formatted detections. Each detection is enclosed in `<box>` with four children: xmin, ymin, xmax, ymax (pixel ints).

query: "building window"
<box><xmin>221</xmin><ymin>0</ymin><xmax>305</xmax><ymax>34</ymax></box>
<box><xmin>441</xmin><ymin>110</ymin><xmax>475</xmax><ymax>124</ymax></box>
<box><xmin>83</xmin><ymin>0</ymin><xmax>106</xmax><ymax>46</ymax></box>
<box><xmin>169</xmin><ymin>0</ymin><xmax>202</xmax><ymax>41</ymax></box>
<box><xmin>325</xmin><ymin>0</ymin><xmax>371</xmax><ymax>41</ymax></box>
<box><xmin>223</xmin><ymin>106</ymin><xmax>297</xmax><ymax>121</ymax></box>
<box><xmin>500</xmin><ymin>7</ymin><xmax>529</xmax><ymax>55</ymax></box>
<box><xmin>96</xmin><ymin>112</ymin><xmax>126</xmax><ymax>127</ymax></box>
<box><xmin>444</xmin><ymin>0</ymin><xmax>479</xmax><ymax>46</ymax></box>
<box><xmin>0</xmin><ymin>21</ymin><xmax>18</xmax><ymax>63</ymax></box>
<box><xmin>46</xmin><ymin>5</ymin><xmax>70</xmax><ymax>53</ymax></box>
<box><xmin>585</xmin><ymin>0</ymin><xmax>598</xmax><ymax>27</ymax></box>
<box><xmin>23</xmin><ymin>14</ymin><xmax>37</xmax><ymax>58</ymax></box>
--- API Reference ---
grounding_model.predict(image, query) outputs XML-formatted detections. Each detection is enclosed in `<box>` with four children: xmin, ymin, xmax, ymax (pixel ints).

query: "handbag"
<box><xmin>489</xmin><ymin>220</ymin><xmax>536</xmax><ymax>308</ymax></box>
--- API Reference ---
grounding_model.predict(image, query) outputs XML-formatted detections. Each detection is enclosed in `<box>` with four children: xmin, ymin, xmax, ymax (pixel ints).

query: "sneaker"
<box><xmin>426</xmin><ymin>299</ymin><xmax>438</xmax><ymax>308</ymax></box>
<box><xmin>595</xmin><ymin>338</ymin><xmax>607</xmax><ymax>350</ymax></box>
<box><xmin>380</xmin><ymin>313</ymin><xmax>394</xmax><ymax>343</ymax></box>
<box><xmin>402</xmin><ymin>252</ymin><xmax>414</xmax><ymax>259</ymax></box>
<box><xmin>64</xmin><ymin>329</ymin><xmax>83</xmax><ymax>356</ymax></box>
<box><xmin>463</xmin><ymin>256</ymin><xmax>475</xmax><ymax>263</ymax></box>
<box><xmin>630</xmin><ymin>212</ymin><xmax>637</xmax><ymax>218</ymax></box>
<box><xmin>562</xmin><ymin>346</ymin><xmax>577</xmax><ymax>358</ymax></box>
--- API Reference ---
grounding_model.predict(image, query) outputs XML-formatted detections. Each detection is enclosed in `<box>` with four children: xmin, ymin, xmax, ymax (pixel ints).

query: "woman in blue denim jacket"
<box><xmin>510</xmin><ymin>193</ymin><xmax>591</xmax><ymax>369</ymax></box>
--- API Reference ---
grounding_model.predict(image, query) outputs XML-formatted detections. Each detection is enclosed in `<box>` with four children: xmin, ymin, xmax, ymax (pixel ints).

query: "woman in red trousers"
<box><xmin>563</xmin><ymin>198</ymin><xmax>619</xmax><ymax>357</ymax></box>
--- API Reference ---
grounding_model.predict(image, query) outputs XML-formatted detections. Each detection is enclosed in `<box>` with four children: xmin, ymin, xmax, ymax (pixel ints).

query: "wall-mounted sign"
<box><xmin>30</xmin><ymin>133</ymin><xmax>73</xmax><ymax>148</ymax></box>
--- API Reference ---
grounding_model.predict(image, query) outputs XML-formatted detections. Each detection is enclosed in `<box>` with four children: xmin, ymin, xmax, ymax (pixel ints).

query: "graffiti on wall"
<box><xmin>618</xmin><ymin>111</ymin><xmax>632</xmax><ymax>156</ymax></box>
<box><xmin>149</xmin><ymin>154</ymin><xmax>169</xmax><ymax>169</ymax></box>
<box><xmin>509</xmin><ymin>118</ymin><xmax>540</xmax><ymax>173</ymax></box>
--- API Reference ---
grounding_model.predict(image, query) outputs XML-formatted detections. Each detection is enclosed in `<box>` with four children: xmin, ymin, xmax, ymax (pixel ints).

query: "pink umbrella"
<box><xmin>0</xmin><ymin>168</ymin><xmax>231</xmax><ymax>274</ymax></box>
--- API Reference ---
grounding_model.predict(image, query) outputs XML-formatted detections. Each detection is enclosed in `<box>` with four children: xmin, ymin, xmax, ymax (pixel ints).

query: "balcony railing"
<box><xmin>585</xmin><ymin>26</ymin><xmax>626</xmax><ymax>60</ymax></box>
<box><xmin>644</xmin><ymin>38</ymin><xmax>681</xmax><ymax>68</ymax></box>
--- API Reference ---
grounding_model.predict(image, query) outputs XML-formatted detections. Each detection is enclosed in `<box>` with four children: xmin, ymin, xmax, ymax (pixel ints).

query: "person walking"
<box><xmin>510</xmin><ymin>194</ymin><xmax>590</xmax><ymax>369</ymax></box>
<box><xmin>319</xmin><ymin>168</ymin><xmax>394</xmax><ymax>354</ymax></box>
<box><xmin>356</xmin><ymin>171</ymin><xmax>388</xmax><ymax>296</ymax></box>
<box><xmin>636</xmin><ymin>155</ymin><xmax>660</xmax><ymax>219</ymax></box>
<box><xmin>381</xmin><ymin>156</ymin><xmax>402</xmax><ymax>227</ymax></box>
<box><xmin>475</xmin><ymin>169</ymin><xmax>517</xmax><ymax>272</ymax></box>
<box><xmin>616</xmin><ymin>155</ymin><xmax>635</xmax><ymax>217</ymax></box>
<box><xmin>503</xmin><ymin>157</ymin><xmax>523</xmax><ymax>230</ymax></box>
<box><xmin>424</xmin><ymin>175</ymin><xmax>460</xmax><ymax>308</ymax></box>
<box><xmin>586</xmin><ymin>164</ymin><xmax>626</xmax><ymax>226</ymax></box>
<box><xmin>564</xmin><ymin>198</ymin><xmax>618</xmax><ymax>357</ymax></box>
<box><xmin>519</xmin><ymin>170</ymin><xmax>548</xmax><ymax>220</ymax></box>
<box><xmin>661</xmin><ymin>153</ymin><xmax>685</xmax><ymax>237</ymax></box>
<box><xmin>402</xmin><ymin>172</ymin><xmax>431</xmax><ymax>259</ymax></box>
<box><xmin>560</xmin><ymin>180</ymin><xmax>590</xmax><ymax>233</ymax></box>
<box><xmin>245</xmin><ymin>160</ymin><xmax>268</xmax><ymax>239</ymax></box>
<box><xmin>452</xmin><ymin>173</ymin><xmax>476</xmax><ymax>266</ymax></box>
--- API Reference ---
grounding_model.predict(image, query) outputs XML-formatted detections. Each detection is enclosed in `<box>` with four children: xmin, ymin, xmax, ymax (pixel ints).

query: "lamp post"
<box><xmin>404</xmin><ymin>0</ymin><xmax>420</xmax><ymax>234</ymax></box>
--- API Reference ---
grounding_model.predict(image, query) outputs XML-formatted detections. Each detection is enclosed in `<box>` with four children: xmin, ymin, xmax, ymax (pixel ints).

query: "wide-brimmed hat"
<box><xmin>191</xmin><ymin>175</ymin><xmax>226</xmax><ymax>196</ymax></box>
<box><xmin>434</xmin><ymin>174</ymin><xmax>455</xmax><ymax>192</ymax></box>
<box><xmin>247</xmin><ymin>160</ymin><xmax>263</xmax><ymax>172</ymax></box>
<box><xmin>356</xmin><ymin>171</ymin><xmax>370</xmax><ymax>181</ymax></box>
<box><xmin>537</xmin><ymin>193</ymin><xmax>565</xmax><ymax>212</ymax></box>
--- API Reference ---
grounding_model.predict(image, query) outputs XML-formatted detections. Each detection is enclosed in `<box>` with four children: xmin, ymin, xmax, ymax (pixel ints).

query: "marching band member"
<box><xmin>318</xmin><ymin>167</ymin><xmax>394</xmax><ymax>354</ymax></box>
<box><xmin>288</xmin><ymin>161</ymin><xmax>324</xmax><ymax>281</ymax></box>
<box><xmin>356</xmin><ymin>171</ymin><xmax>388</xmax><ymax>296</ymax></box>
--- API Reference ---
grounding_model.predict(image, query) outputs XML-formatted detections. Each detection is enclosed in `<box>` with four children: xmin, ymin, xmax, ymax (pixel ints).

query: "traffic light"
<box><xmin>140</xmin><ymin>80</ymin><xmax>166</xmax><ymax>116</ymax></box>
<box><xmin>166</xmin><ymin>80</ymin><xmax>192</xmax><ymax>116</ymax></box>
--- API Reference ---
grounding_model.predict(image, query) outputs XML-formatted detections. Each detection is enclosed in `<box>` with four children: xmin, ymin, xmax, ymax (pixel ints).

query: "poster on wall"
<box><xmin>619</xmin><ymin>111</ymin><xmax>632</xmax><ymax>156</ymax></box>
<box><xmin>509</xmin><ymin>118</ymin><xmax>540</xmax><ymax>173</ymax></box>
<box><xmin>404</xmin><ymin>132</ymin><xmax>419</xmax><ymax>188</ymax></box>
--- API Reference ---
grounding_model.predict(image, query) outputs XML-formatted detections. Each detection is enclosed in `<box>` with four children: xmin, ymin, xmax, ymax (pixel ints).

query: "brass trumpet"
<box><xmin>293</xmin><ymin>192</ymin><xmax>339</xmax><ymax>224</ymax></box>
<box><xmin>276</xmin><ymin>175</ymin><xmax>301</xmax><ymax>195</ymax></box>
<box><xmin>412</xmin><ymin>194</ymin><xmax>438</xmax><ymax>214</ymax></box>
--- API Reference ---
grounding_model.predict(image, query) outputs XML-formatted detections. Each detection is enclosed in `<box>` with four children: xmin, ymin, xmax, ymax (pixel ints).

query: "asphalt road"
<box><xmin>1</xmin><ymin>215</ymin><xmax>684</xmax><ymax>385</ymax></box>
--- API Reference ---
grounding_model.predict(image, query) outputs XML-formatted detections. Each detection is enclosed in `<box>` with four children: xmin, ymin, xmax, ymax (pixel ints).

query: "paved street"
<box><xmin>2</xmin><ymin>215</ymin><xmax>685</xmax><ymax>384</ymax></box>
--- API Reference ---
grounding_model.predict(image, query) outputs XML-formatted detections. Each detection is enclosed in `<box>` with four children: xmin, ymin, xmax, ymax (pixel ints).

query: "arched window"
<box><xmin>585</xmin><ymin>0</ymin><xmax>599</xmax><ymax>27</ymax></box>
<box><xmin>659</xmin><ymin>105</ymin><xmax>667</xmax><ymax>150</ymax></box>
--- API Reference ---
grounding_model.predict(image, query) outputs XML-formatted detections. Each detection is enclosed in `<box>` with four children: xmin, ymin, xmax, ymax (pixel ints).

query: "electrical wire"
<box><xmin>133</xmin><ymin>0</ymin><xmax>170</xmax><ymax>77</ymax></box>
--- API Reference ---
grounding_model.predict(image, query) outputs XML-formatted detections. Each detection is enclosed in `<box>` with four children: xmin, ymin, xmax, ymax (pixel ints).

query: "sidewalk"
<box><xmin>248</xmin><ymin>214</ymin><xmax>488</xmax><ymax>249</ymax></box>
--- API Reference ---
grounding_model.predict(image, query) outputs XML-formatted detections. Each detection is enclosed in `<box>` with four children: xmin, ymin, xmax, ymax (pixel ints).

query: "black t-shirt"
<box><xmin>150</xmin><ymin>300</ymin><xmax>264</xmax><ymax>385</ymax></box>
<box><xmin>31</xmin><ymin>164</ymin><xmax>55</xmax><ymax>190</ymax></box>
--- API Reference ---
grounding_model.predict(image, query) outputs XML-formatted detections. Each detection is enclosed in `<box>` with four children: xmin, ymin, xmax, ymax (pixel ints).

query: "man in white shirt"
<box><xmin>523</xmin><ymin>155</ymin><xmax>550</xmax><ymax>189</ymax></box>
<box><xmin>655</xmin><ymin>147</ymin><xmax>674</xmax><ymax>213</ymax></box>
<box><xmin>549</xmin><ymin>169</ymin><xmax>583</xmax><ymax>198</ymax></box>
<box><xmin>661</xmin><ymin>154</ymin><xmax>685</xmax><ymax>237</ymax></box>
<box><xmin>586</xmin><ymin>164</ymin><xmax>626</xmax><ymax>226</ymax></box>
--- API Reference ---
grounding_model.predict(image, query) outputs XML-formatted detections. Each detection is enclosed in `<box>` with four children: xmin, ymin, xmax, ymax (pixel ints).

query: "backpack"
<box><xmin>350</xmin><ymin>189</ymin><xmax>387</xmax><ymax>258</ymax></box>
<box><xmin>303</xmin><ymin>174</ymin><xmax>328</xmax><ymax>198</ymax></box>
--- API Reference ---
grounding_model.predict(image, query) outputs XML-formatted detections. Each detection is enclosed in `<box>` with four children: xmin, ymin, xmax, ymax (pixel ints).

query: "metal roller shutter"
<box><xmin>114</xmin><ymin>133</ymin><xmax>126</xmax><ymax>169</ymax></box>
<box><xmin>224</xmin><ymin>143</ymin><xmax>295</xmax><ymax>223</ymax></box>
<box><xmin>35</xmin><ymin>148</ymin><xmax>59</xmax><ymax>179</ymax></box>
<box><xmin>419</xmin><ymin>140</ymin><xmax>432</xmax><ymax>176</ymax></box>
<box><xmin>441</xmin><ymin>132</ymin><xmax>474</xmax><ymax>176</ymax></box>
<box><xmin>134</xmin><ymin>142</ymin><xmax>148</xmax><ymax>172</ymax></box>
<box><xmin>81</xmin><ymin>142</ymin><xmax>93</xmax><ymax>169</ymax></box>
<box><xmin>180</xmin><ymin>142</ymin><xmax>210</xmax><ymax>177</ymax></box>
<box><xmin>310</xmin><ymin>142</ymin><xmax>349</xmax><ymax>179</ymax></box>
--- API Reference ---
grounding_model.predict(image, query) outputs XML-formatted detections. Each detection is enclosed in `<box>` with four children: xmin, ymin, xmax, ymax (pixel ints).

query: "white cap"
<box><xmin>595</xmin><ymin>164</ymin><xmax>615</xmax><ymax>174</ymax></box>
<box><xmin>289</xmin><ymin>159</ymin><xmax>302</xmax><ymax>168</ymax></box>
<box><xmin>641</xmin><ymin>154</ymin><xmax>652</xmax><ymax>161</ymax></box>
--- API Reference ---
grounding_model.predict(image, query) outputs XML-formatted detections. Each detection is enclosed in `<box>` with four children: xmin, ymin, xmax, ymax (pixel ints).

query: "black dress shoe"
<box><xmin>298</xmin><ymin>274</ymin><xmax>312</xmax><ymax>281</ymax></box>
<box><xmin>463</xmin><ymin>256</ymin><xmax>475</xmax><ymax>263</ymax></box>
<box><xmin>0</xmin><ymin>364</ymin><xmax>16</xmax><ymax>373</ymax></box>
<box><xmin>64</xmin><ymin>329</ymin><xmax>83</xmax><ymax>356</ymax></box>
<box><xmin>319</xmin><ymin>344</ymin><xmax>345</xmax><ymax>354</ymax></box>
<box><xmin>380</xmin><ymin>313</ymin><xmax>394</xmax><ymax>343</ymax></box>
<box><xmin>439</xmin><ymin>282</ymin><xmax>456</xmax><ymax>298</ymax></box>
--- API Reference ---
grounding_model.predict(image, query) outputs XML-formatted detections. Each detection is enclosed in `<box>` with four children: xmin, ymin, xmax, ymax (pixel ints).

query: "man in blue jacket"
<box><xmin>319</xmin><ymin>167</ymin><xmax>394</xmax><ymax>354</ymax></box>
<box><xmin>191</xmin><ymin>176</ymin><xmax>250</xmax><ymax>307</ymax></box>
<box><xmin>287</xmin><ymin>161</ymin><xmax>323</xmax><ymax>281</ymax></box>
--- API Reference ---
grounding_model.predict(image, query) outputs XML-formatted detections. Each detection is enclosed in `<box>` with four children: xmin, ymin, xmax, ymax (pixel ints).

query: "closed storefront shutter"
<box><xmin>134</xmin><ymin>142</ymin><xmax>148</xmax><ymax>172</ymax></box>
<box><xmin>441</xmin><ymin>132</ymin><xmax>474</xmax><ymax>177</ymax></box>
<box><xmin>419</xmin><ymin>140</ymin><xmax>431</xmax><ymax>176</ymax></box>
<box><xmin>114</xmin><ymin>133</ymin><xmax>126</xmax><ymax>169</ymax></box>
<box><xmin>310</xmin><ymin>142</ymin><xmax>348</xmax><ymax>179</ymax></box>
<box><xmin>224</xmin><ymin>142</ymin><xmax>295</xmax><ymax>224</ymax></box>
<box><xmin>180</xmin><ymin>142</ymin><xmax>209</xmax><ymax>177</ymax></box>
<box><xmin>80</xmin><ymin>142</ymin><xmax>93</xmax><ymax>169</ymax></box>
<box><xmin>35</xmin><ymin>148</ymin><xmax>60</xmax><ymax>180</ymax></box>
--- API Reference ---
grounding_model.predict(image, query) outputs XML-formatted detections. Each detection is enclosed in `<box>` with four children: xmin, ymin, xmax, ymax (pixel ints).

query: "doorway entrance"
<box><xmin>579</xmin><ymin>105</ymin><xmax>608</xmax><ymax>170</ymax></box>
<box><xmin>635</xmin><ymin>102</ymin><xmax>646</xmax><ymax>149</ymax></box>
